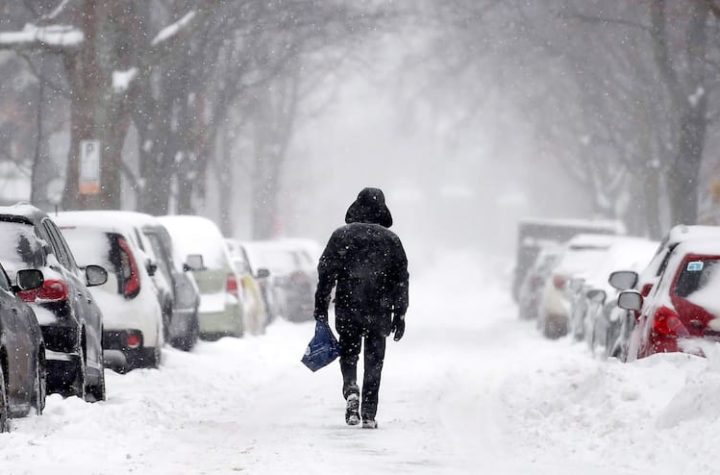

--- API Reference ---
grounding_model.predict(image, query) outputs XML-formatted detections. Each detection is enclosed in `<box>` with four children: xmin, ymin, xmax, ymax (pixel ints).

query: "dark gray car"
<box><xmin>0</xmin><ymin>205</ymin><xmax>108</xmax><ymax>402</ymax></box>
<box><xmin>142</xmin><ymin>224</ymin><xmax>200</xmax><ymax>351</ymax></box>
<box><xmin>0</xmin><ymin>265</ymin><xmax>46</xmax><ymax>432</ymax></box>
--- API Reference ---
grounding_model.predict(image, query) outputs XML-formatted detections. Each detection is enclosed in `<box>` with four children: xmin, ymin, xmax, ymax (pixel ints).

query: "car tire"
<box><xmin>32</xmin><ymin>353</ymin><xmax>47</xmax><ymax>415</ymax></box>
<box><xmin>144</xmin><ymin>346</ymin><xmax>162</xmax><ymax>369</ymax></box>
<box><xmin>69</xmin><ymin>346</ymin><xmax>87</xmax><ymax>400</ymax></box>
<box><xmin>162</xmin><ymin>304</ymin><xmax>172</xmax><ymax>343</ymax></box>
<box><xmin>86</xmin><ymin>358</ymin><xmax>106</xmax><ymax>403</ymax></box>
<box><xmin>173</xmin><ymin>310</ymin><xmax>199</xmax><ymax>351</ymax></box>
<box><xmin>0</xmin><ymin>364</ymin><xmax>9</xmax><ymax>433</ymax></box>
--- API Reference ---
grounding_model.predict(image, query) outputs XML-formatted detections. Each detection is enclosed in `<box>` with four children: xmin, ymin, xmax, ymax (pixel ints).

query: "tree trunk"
<box><xmin>61</xmin><ymin>0</ymin><xmax>133</xmax><ymax>211</ymax></box>
<box><xmin>641</xmin><ymin>165</ymin><xmax>663</xmax><ymax>238</ymax></box>
<box><xmin>668</xmin><ymin>103</ymin><xmax>707</xmax><ymax>226</ymax></box>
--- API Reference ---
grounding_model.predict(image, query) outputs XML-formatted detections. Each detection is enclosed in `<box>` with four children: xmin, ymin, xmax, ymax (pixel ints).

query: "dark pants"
<box><xmin>337</xmin><ymin>318</ymin><xmax>387</xmax><ymax>421</ymax></box>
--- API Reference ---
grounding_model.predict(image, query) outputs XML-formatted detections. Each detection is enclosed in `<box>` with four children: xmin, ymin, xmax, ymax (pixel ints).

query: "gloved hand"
<box><xmin>391</xmin><ymin>314</ymin><xmax>405</xmax><ymax>342</ymax></box>
<box><xmin>314</xmin><ymin>310</ymin><xmax>328</xmax><ymax>324</ymax></box>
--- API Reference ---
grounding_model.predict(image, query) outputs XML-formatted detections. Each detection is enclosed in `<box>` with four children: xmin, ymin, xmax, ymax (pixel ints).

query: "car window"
<box><xmin>657</xmin><ymin>244</ymin><xmax>677</xmax><ymax>277</ymax></box>
<box><xmin>146</xmin><ymin>233</ymin><xmax>172</xmax><ymax>281</ymax></box>
<box><xmin>675</xmin><ymin>258</ymin><xmax>720</xmax><ymax>298</ymax></box>
<box><xmin>0</xmin><ymin>219</ymin><xmax>46</xmax><ymax>270</ymax></box>
<box><xmin>0</xmin><ymin>266</ymin><xmax>12</xmax><ymax>292</ymax></box>
<box><xmin>43</xmin><ymin>220</ymin><xmax>77</xmax><ymax>271</ymax></box>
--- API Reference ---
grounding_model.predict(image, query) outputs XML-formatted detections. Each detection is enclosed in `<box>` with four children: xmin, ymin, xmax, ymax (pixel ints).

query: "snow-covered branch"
<box><xmin>152</xmin><ymin>11</ymin><xmax>197</xmax><ymax>47</ymax></box>
<box><xmin>0</xmin><ymin>24</ymin><xmax>83</xmax><ymax>52</ymax></box>
<box><xmin>40</xmin><ymin>0</ymin><xmax>75</xmax><ymax>22</ymax></box>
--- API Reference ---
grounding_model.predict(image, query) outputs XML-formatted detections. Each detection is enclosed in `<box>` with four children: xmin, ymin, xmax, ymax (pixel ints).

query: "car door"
<box><xmin>0</xmin><ymin>266</ymin><xmax>32</xmax><ymax>405</ymax></box>
<box><xmin>42</xmin><ymin>219</ymin><xmax>102</xmax><ymax>372</ymax></box>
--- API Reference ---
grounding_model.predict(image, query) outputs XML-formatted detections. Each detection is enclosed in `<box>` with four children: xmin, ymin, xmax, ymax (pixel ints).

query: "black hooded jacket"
<box><xmin>315</xmin><ymin>188</ymin><xmax>409</xmax><ymax>333</ymax></box>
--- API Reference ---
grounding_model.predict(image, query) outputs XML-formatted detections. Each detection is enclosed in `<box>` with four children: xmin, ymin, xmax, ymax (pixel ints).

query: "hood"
<box><xmin>345</xmin><ymin>187</ymin><xmax>393</xmax><ymax>228</ymax></box>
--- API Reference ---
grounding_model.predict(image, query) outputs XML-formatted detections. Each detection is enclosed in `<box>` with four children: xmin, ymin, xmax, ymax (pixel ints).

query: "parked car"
<box><xmin>604</xmin><ymin>225</ymin><xmax>720</xmax><ymax>360</ymax></box>
<box><xmin>622</xmin><ymin>225</ymin><xmax>720</xmax><ymax>298</ymax></box>
<box><xmin>226</xmin><ymin>239</ymin><xmax>269</xmax><ymax>335</ymax></box>
<box><xmin>0</xmin><ymin>205</ymin><xmax>107</xmax><ymax>401</ymax></box>
<box><xmin>570</xmin><ymin>238</ymin><xmax>658</xmax><ymax>353</ymax></box>
<box><xmin>159</xmin><ymin>216</ymin><xmax>244</xmax><ymax>339</ymax></box>
<box><xmin>56</xmin><ymin>212</ymin><xmax>164</xmax><ymax>371</ymax></box>
<box><xmin>142</xmin><ymin>220</ymin><xmax>201</xmax><ymax>350</ymax></box>
<box><xmin>619</xmin><ymin>240</ymin><xmax>720</xmax><ymax>360</ymax></box>
<box><xmin>243</xmin><ymin>241</ymin><xmax>317</xmax><ymax>322</ymax></box>
<box><xmin>538</xmin><ymin>234</ymin><xmax>621</xmax><ymax>339</ymax></box>
<box><xmin>0</xmin><ymin>265</ymin><xmax>47</xmax><ymax>431</ymax></box>
<box><xmin>513</xmin><ymin>218</ymin><xmax>624</xmax><ymax>301</ymax></box>
<box><xmin>518</xmin><ymin>246</ymin><xmax>560</xmax><ymax>320</ymax></box>
<box><xmin>240</xmin><ymin>242</ymin><xmax>283</xmax><ymax>323</ymax></box>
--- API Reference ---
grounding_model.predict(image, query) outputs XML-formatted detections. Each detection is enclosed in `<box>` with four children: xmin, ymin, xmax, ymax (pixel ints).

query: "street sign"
<box><xmin>79</xmin><ymin>139</ymin><xmax>101</xmax><ymax>195</ymax></box>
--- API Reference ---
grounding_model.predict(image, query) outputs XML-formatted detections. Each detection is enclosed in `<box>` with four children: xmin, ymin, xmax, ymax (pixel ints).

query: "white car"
<box><xmin>159</xmin><ymin>216</ymin><xmax>244</xmax><ymax>339</ymax></box>
<box><xmin>56</xmin><ymin>212</ymin><xmax>164</xmax><ymax>371</ymax></box>
<box><xmin>539</xmin><ymin>234</ymin><xmax>623</xmax><ymax>339</ymax></box>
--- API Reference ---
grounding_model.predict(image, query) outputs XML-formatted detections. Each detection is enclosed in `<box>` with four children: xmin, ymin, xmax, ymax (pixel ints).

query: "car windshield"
<box><xmin>0</xmin><ymin>220</ymin><xmax>45</xmax><ymax>270</ymax></box>
<box><xmin>675</xmin><ymin>258</ymin><xmax>720</xmax><ymax>298</ymax></box>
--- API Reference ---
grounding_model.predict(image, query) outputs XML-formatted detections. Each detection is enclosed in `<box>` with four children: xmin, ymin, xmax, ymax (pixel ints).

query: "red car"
<box><xmin>619</xmin><ymin>241</ymin><xmax>720</xmax><ymax>360</ymax></box>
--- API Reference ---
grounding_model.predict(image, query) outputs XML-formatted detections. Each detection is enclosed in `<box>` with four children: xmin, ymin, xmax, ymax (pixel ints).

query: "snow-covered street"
<box><xmin>2</xmin><ymin>252</ymin><xmax>720</xmax><ymax>474</ymax></box>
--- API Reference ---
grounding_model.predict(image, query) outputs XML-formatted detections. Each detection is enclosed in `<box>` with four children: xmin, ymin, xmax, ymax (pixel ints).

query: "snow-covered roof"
<box><xmin>567</xmin><ymin>233</ymin><xmax>625</xmax><ymax>249</ymax></box>
<box><xmin>158</xmin><ymin>215</ymin><xmax>229</xmax><ymax>270</ymax></box>
<box><xmin>666</xmin><ymin>225</ymin><xmax>720</xmax><ymax>244</ymax></box>
<box><xmin>0</xmin><ymin>203</ymin><xmax>45</xmax><ymax>222</ymax></box>
<box><xmin>55</xmin><ymin>210</ymin><xmax>159</xmax><ymax>235</ymax></box>
<box><xmin>583</xmin><ymin>237</ymin><xmax>659</xmax><ymax>290</ymax></box>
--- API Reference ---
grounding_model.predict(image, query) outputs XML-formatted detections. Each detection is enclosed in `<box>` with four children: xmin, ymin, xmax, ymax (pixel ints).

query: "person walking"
<box><xmin>314</xmin><ymin>187</ymin><xmax>409</xmax><ymax>429</ymax></box>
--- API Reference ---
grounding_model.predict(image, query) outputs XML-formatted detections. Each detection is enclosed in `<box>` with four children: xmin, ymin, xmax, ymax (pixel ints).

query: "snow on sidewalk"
<box><xmin>2</xmin><ymin>250</ymin><xmax>720</xmax><ymax>474</ymax></box>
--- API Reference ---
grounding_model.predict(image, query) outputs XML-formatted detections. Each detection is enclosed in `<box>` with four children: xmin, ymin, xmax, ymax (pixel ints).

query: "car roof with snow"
<box><xmin>583</xmin><ymin>237</ymin><xmax>659</xmax><ymax>290</ymax></box>
<box><xmin>54</xmin><ymin>211</ymin><xmax>152</xmax><ymax>236</ymax></box>
<box><xmin>0</xmin><ymin>203</ymin><xmax>50</xmax><ymax>224</ymax></box>
<box><xmin>664</xmin><ymin>225</ymin><xmax>720</xmax><ymax>244</ymax></box>
<box><xmin>566</xmin><ymin>233</ymin><xmax>625</xmax><ymax>249</ymax></box>
<box><xmin>670</xmin><ymin>239</ymin><xmax>720</xmax><ymax>257</ymax></box>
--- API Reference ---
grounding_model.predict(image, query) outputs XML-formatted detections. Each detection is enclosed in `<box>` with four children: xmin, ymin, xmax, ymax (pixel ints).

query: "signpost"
<box><xmin>79</xmin><ymin>140</ymin><xmax>101</xmax><ymax>195</ymax></box>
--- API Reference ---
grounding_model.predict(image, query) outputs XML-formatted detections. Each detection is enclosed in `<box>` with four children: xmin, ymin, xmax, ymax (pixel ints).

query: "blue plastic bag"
<box><xmin>302</xmin><ymin>321</ymin><xmax>340</xmax><ymax>372</ymax></box>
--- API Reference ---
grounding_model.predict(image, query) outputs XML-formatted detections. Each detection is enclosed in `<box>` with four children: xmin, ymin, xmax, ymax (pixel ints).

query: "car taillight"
<box><xmin>18</xmin><ymin>279</ymin><xmax>70</xmax><ymax>303</ymax></box>
<box><xmin>641</xmin><ymin>283</ymin><xmax>653</xmax><ymax>297</ymax></box>
<box><xmin>553</xmin><ymin>275</ymin><xmax>567</xmax><ymax>290</ymax></box>
<box><xmin>227</xmin><ymin>273</ymin><xmax>239</xmax><ymax>298</ymax></box>
<box><xmin>653</xmin><ymin>306</ymin><xmax>689</xmax><ymax>338</ymax></box>
<box><xmin>126</xmin><ymin>332</ymin><xmax>142</xmax><ymax>349</ymax></box>
<box><xmin>118</xmin><ymin>237</ymin><xmax>140</xmax><ymax>299</ymax></box>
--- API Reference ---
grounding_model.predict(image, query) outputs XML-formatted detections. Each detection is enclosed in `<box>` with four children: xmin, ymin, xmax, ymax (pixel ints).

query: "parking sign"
<box><xmin>79</xmin><ymin>140</ymin><xmax>101</xmax><ymax>195</ymax></box>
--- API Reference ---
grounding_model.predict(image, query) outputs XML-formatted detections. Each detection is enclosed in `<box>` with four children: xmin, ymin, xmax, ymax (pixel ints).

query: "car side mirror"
<box><xmin>256</xmin><ymin>268</ymin><xmax>271</xmax><ymax>279</ymax></box>
<box><xmin>184</xmin><ymin>254</ymin><xmax>205</xmax><ymax>272</ymax></box>
<box><xmin>86</xmin><ymin>264</ymin><xmax>108</xmax><ymax>287</ymax></box>
<box><xmin>586</xmin><ymin>289</ymin><xmax>607</xmax><ymax>304</ymax></box>
<box><xmin>609</xmin><ymin>270</ymin><xmax>639</xmax><ymax>291</ymax></box>
<box><xmin>15</xmin><ymin>269</ymin><xmax>44</xmax><ymax>291</ymax></box>
<box><xmin>146</xmin><ymin>261</ymin><xmax>158</xmax><ymax>277</ymax></box>
<box><xmin>618</xmin><ymin>290</ymin><xmax>643</xmax><ymax>312</ymax></box>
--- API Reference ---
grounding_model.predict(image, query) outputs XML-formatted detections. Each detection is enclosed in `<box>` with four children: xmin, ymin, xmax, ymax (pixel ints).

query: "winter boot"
<box><xmin>345</xmin><ymin>394</ymin><xmax>360</xmax><ymax>426</ymax></box>
<box><xmin>362</xmin><ymin>419</ymin><xmax>378</xmax><ymax>429</ymax></box>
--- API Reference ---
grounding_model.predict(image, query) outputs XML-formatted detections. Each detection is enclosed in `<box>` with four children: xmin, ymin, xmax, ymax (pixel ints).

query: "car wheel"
<box><xmin>174</xmin><ymin>312</ymin><xmax>199</xmax><ymax>351</ymax></box>
<box><xmin>86</xmin><ymin>355</ymin><xmax>106</xmax><ymax>403</ymax></box>
<box><xmin>0</xmin><ymin>364</ymin><xmax>9</xmax><ymax>433</ymax></box>
<box><xmin>162</xmin><ymin>304</ymin><xmax>172</xmax><ymax>343</ymax></box>
<box><xmin>70</xmin><ymin>346</ymin><xmax>87</xmax><ymax>400</ymax></box>
<box><xmin>32</xmin><ymin>353</ymin><xmax>47</xmax><ymax>415</ymax></box>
